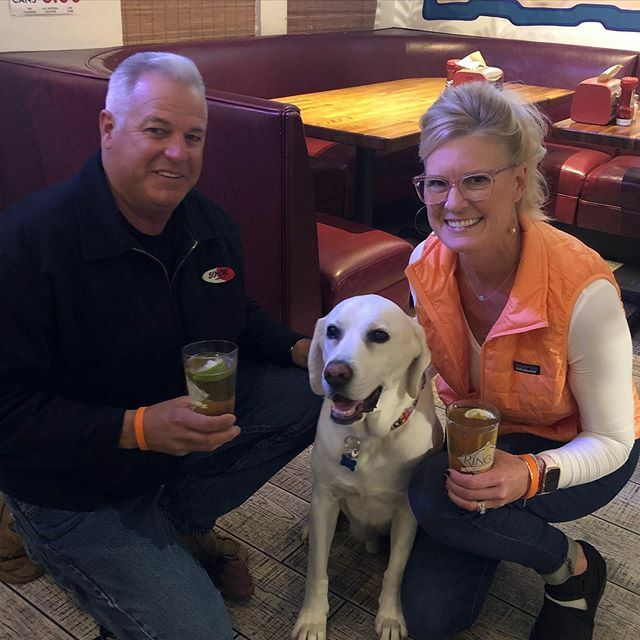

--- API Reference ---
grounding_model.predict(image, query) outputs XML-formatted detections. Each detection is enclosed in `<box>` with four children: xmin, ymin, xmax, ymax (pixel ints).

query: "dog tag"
<box><xmin>343</xmin><ymin>436</ymin><xmax>360</xmax><ymax>458</ymax></box>
<box><xmin>340</xmin><ymin>436</ymin><xmax>361</xmax><ymax>472</ymax></box>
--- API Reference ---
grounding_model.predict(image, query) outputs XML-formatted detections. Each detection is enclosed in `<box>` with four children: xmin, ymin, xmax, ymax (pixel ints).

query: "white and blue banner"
<box><xmin>422</xmin><ymin>1</ymin><xmax>640</xmax><ymax>33</ymax></box>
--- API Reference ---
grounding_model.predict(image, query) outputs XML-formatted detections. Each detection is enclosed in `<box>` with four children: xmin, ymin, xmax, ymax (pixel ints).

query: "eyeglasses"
<box><xmin>412</xmin><ymin>164</ymin><xmax>515</xmax><ymax>205</ymax></box>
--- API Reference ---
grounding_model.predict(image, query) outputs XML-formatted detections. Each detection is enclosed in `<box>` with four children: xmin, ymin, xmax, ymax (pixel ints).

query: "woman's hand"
<box><xmin>445</xmin><ymin>449</ymin><xmax>531</xmax><ymax>512</ymax></box>
<box><xmin>119</xmin><ymin>397</ymin><xmax>241</xmax><ymax>456</ymax></box>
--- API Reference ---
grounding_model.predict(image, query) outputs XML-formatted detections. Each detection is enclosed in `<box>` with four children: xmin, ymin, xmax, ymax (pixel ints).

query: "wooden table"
<box><xmin>276</xmin><ymin>78</ymin><xmax>574</xmax><ymax>225</ymax></box>
<box><xmin>552</xmin><ymin>117</ymin><xmax>640</xmax><ymax>152</ymax></box>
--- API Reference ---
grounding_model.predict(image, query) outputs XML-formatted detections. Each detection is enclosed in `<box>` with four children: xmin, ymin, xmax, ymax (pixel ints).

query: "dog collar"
<box><xmin>339</xmin><ymin>399</ymin><xmax>419</xmax><ymax>472</ymax></box>
<box><xmin>390</xmin><ymin>397</ymin><xmax>419</xmax><ymax>431</ymax></box>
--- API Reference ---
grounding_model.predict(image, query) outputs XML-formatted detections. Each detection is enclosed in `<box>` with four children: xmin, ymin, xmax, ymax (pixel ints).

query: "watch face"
<box><xmin>544</xmin><ymin>467</ymin><xmax>561</xmax><ymax>493</ymax></box>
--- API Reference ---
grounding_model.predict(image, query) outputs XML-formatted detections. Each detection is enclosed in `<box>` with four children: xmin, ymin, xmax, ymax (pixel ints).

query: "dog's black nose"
<box><xmin>324</xmin><ymin>360</ymin><xmax>353</xmax><ymax>388</ymax></box>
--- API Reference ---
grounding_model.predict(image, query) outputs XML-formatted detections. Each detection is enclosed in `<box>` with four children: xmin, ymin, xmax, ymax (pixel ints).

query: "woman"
<box><xmin>403</xmin><ymin>81</ymin><xmax>640</xmax><ymax>640</ymax></box>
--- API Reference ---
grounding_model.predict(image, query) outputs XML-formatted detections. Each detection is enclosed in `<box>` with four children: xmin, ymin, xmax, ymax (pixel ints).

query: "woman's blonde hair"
<box><xmin>418</xmin><ymin>82</ymin><xmax>550</xmax><ymax>220</ymax></box>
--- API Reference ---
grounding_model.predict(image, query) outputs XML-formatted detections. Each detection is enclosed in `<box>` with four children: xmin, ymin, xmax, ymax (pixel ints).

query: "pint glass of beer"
<box><xmin>182</xmin><ymin>340</ymin><xmax>238</xmax><ymax>416</ymax></box>
<box><xmin>445</xmin><ymin>399</ymin><xmax>500</xmax><ymax>473</ymax></box>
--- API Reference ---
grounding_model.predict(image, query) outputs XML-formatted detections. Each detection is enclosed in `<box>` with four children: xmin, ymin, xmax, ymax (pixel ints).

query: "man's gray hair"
<box><xmin>105</xmin><ymin>51</ymin><xmax>206</xmax><ymax>120</ymax></box>
<box><xmin>418</xmin><ymin>82</ymin><xmax>550</xmax><ymax>221</ymax></box>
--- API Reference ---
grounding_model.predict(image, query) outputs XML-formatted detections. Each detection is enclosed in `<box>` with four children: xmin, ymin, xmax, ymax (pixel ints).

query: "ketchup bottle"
<box><xmin>446</xmin><ymin>59</ymin><xmax>461</xmax><ymax>86</ymax></box>
<box><xmin>616</xmin><ymin>76</ymin><xmax>638</xmax><ymax>126</ymax></box>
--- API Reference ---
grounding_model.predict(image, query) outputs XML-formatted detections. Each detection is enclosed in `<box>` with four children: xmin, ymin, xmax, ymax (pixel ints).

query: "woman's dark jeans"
<box><xmin>401</xmin><ymin>433</ymin><xmax>640</xmax><ymax>640</ymax></box>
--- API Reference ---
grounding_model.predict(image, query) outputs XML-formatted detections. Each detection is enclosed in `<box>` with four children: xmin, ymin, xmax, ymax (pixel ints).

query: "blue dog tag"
<box><xmin>340</xmin><ymin>454</ymin><xmax>357</xmax><ymax>471</ymax></box>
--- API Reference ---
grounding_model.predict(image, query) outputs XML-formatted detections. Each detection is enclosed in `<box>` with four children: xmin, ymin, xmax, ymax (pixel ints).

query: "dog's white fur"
<box><xmin>292</xmin><ymin>295</ymin><xmax>443</xmax><ymax>640</ymax></box>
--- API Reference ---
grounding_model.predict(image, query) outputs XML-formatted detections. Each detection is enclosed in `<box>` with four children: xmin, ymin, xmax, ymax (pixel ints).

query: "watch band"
<box><xmin>538</xmin><ymin>456</ymin><xmax>561</xmax><ymax>494</ymax></box>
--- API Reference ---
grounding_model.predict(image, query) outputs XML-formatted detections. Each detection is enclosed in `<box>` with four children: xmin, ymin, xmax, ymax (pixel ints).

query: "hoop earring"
<box><xmin>413</xmin><ymin>205</ymin><xmax>430</xmax><ymax>236</ymax></box>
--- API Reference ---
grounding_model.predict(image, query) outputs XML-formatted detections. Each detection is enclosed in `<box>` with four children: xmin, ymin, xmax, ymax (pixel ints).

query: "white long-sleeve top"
<box><xmin>409</xmin><ymin>242</ymin><xmax>636</xmax><ymax>489</ymax></box>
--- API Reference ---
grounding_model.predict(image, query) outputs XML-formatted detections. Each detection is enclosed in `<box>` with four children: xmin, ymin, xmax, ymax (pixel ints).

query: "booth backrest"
<box><xmin>86</xmin><ymin>29</ymin><xmax>639</xmax><ymax>122</ymax></box>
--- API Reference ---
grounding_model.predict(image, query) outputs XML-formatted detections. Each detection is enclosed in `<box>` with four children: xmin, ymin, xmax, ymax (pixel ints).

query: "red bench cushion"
<box><xmin>316</xmin><ymin>213</ymin><xmax>413</xmax><ymax>313</ymax></box>
<box><xmin>542</xmin><ymin>142</ymin><xmax>611</xmax><ymax>224</ymax></box>
<box><xmin>577</xmin><ymin>155</ymin><xmax>640</xmax><ymax>238</ymax></box>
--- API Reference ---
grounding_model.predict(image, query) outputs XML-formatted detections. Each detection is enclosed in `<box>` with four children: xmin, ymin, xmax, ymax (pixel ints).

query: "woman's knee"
<box><xmin>402</xmin><ymin>583</ymin><xmax>476</xmax><ymax>640</ymax></box>
<box><xmin>401</xmin><ymin>526</ymin><xmax>484</xmax><ymax>640</ymax></box>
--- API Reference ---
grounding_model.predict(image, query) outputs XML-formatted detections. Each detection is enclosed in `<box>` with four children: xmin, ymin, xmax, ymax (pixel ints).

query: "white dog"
<box><xmin>292</xmin><ymin>295</ymin><xmax>443</xmax><ymax>640</ymax></box>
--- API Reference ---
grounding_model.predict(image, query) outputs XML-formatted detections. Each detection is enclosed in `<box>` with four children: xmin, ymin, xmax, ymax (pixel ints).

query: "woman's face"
<box><xmin>423</xmin><ymin>134</ymin><xmax>526</xmax><ymax>255</ymax></box>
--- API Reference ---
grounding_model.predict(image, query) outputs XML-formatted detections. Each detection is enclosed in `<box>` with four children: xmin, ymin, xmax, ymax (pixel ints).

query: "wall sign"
<box><xmin>423</xmin><ymin>1</ymin><xmax>640</xmax><ymax>33</ymax></box>
<box><xmin>9</xmin><ymin>0</ymin><xmax>81</xmax><ymax>17</ymax></box>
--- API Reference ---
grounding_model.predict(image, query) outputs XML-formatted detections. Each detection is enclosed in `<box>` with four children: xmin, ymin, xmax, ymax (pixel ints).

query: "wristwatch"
<box><xmin>537</xmin><ymin>455</ymin><xmax>561</xmax><ymax>494</ymax></box>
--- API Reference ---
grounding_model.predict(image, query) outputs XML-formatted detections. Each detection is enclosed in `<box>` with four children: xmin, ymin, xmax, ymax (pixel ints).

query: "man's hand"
<box><xmin>291</xmin><ymin>338</ymin><xmax>311</xmax><ymax>369</ymax></box>
<box><xmin>119</xmin><ymin>396</ymin><xmax>240</xmax><ymax>456</ymax></box>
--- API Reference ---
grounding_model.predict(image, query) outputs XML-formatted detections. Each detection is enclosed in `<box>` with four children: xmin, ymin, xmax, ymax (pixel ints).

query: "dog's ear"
<box><xmin>308</xmin><ymin>317</ymin><xmax>326</xmax><ymax>396</ymax></box>
<box><xmin>406</xmin><ymin>319</ymin><xmax>431</xmax><ymax>398</ymax></box>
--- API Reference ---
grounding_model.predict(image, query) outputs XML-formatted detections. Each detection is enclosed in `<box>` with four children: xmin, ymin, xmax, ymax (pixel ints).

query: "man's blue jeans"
<box><xmin>5</xmin><ymin>362</ymin><xmax>321</xmax><ymax>640</ymax></box>
<box><xmin>401</xmin><ymin>433</ymin><xmax>640</xmax><ymax>640</ymax></box>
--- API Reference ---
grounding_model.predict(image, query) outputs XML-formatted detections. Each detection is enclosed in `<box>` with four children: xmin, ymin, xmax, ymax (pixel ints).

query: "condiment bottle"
<box><xmin>616</xmin><ymin>76</ymin><xmax>638</xmax><ymax>126</ymax></box>
<box><xmin>446</xmin><ymin>59</ymin><xmax>461</xmax><ymax>86</ymax></box>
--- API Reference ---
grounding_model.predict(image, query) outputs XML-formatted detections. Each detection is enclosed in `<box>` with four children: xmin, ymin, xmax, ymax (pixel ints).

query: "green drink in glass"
<box><xmin>182</xmin><ymin>340</ymin><xmax>238</xmax><ymax>416</ymax></box>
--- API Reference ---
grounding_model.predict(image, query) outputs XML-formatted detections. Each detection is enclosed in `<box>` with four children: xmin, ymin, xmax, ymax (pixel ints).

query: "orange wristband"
<box><xmin>134</xmin><ymin>406</ymin><xmax>149</xmax><ymax>451</ymax></box>
<box><xmin>519</xmin><ymin>454</ymin><xmax>540</xmax><ymax>500</ymax></box>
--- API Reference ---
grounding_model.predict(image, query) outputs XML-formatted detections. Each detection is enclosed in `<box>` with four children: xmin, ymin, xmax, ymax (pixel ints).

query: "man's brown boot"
<box><xmin>0</xmin><ymin>496</ymin><xmax>45</xmax><ymax>584</ymax></box>
<box><xmin>181</xmin><ymin>530</ymin><xmax>254</xmax><ymax>600</ymax></box>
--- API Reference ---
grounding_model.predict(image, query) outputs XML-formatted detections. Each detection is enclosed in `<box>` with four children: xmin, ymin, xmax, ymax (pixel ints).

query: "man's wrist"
<box><xmin>118</xmin><ymin>409</ymin><xmax>138</xmax><ymax>449</ymax></box>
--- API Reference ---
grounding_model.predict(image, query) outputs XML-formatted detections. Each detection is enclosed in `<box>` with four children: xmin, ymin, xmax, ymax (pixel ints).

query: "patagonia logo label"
<box><xmin>513</xmin><ymin>361</ymin><xmax>540</xmax><ymax>375</ymax></box>
<box><xmin>202</xmin><ymin>267</ymin><xmax>235</xmax><ymax>284</ymax></box>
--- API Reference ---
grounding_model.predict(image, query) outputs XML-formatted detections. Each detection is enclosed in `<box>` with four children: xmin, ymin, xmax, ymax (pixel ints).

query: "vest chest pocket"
<box><xmin>486</xmin><ymin>352</ymin><xmax>570</xmax><ymax>423</ymax></box>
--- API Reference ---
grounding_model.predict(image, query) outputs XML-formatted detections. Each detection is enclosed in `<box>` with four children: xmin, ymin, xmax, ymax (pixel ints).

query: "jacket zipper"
<box><xmin>131</xmin><ymin>240</ymin><xmax>198</xmax><ymax>344</ymax></box>
<box><xmin>131</xmin><ymin>239</ymin><xmax>198</xmax><ymax>290</ymax></box>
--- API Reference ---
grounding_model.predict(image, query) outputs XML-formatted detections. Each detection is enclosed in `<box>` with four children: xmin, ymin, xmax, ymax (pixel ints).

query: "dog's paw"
<box><xmin>375</xmin><ymin>606</ymin><xmax>408</xmax><ymax>640</ymax></box>
<box><xmin>291</xmin><ymin>612</ymin><xmax>327</xmax><ymax>640</ymax></box>
<box><xmin>300</xmin><ymin>523</ymin><xmax>309</xmax><ymax>543</ymax></box>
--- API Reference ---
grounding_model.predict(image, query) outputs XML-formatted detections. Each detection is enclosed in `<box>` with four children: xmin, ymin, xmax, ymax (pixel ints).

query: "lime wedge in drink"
<box><xmin>191</xmin><ymin>357</ymin><xmax>231</xmax><ymax>382</ymax></box>
<box><xmin>464</xmin><ymin>408</ymin><xmax>494</xmax><ymax>420</ymax></box>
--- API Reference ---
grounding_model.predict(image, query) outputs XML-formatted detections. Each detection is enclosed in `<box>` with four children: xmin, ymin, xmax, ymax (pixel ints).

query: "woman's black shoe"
<box><xmin>530</xmin><ymin>540</ymin><xmax>607</xmax><ymax>640</ymax></box>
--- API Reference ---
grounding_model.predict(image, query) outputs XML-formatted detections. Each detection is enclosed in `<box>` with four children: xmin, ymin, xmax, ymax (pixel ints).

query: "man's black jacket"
<box><xmin>0</xmin><ymin>153</ymin><xmax>303</xmax><ymax>509</ymax></box>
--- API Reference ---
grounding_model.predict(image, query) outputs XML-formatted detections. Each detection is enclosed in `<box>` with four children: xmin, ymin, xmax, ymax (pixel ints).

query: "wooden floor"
<box><xmin>2</xmin><ymin>334</ymin><xmax>639</xmax><ymax>640</ymax></box>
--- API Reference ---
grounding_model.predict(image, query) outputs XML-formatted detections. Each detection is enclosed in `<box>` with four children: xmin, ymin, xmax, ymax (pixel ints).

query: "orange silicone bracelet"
<box><xmin>519</xmin><ymin>454</ymin><xmax>540</xmax><ymax>499</ymax></box>
<box><xmin>134</xmin><ymin>406</ymin><xmax>149</xmax><ymax>451</ymax></box>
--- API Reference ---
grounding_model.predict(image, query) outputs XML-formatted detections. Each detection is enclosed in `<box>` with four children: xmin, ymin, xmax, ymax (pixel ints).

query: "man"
<box><xmin>0</xmin><ymin>52</ymin><xmax>319</xmax><ymax>640</ymax></box>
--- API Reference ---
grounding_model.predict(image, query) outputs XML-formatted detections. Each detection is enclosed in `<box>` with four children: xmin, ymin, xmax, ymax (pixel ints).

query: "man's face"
<box><xmin>100</xmin><ymin>73</ymin><xmax>207</xmax><ymax>227</ymax></box>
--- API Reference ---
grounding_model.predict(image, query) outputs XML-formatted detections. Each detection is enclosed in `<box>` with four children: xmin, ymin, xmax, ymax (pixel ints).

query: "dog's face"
<box><xmin>309</xmin><ymin>295</ymin><xmax>430</xmax><ymax>425</ymax></box>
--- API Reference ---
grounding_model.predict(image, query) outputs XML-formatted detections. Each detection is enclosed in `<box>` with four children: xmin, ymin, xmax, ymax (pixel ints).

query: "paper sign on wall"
<box><xmin>9</xmin><ymin>0</ymin><xmax>81</xmax><ymax>17</ymax></box>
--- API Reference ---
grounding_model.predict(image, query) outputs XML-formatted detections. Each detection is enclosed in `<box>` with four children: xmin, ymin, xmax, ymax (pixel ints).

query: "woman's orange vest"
<box><xmin>405</xmin><ymin>216</ymin><xmax>640</xmax><ymax>442</ymax></box>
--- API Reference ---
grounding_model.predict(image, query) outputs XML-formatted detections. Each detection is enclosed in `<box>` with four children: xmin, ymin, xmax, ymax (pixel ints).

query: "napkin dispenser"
<box><xmin>570</xmin><ymin>65</ymin><xmax>623</xmax><ymax>125</ymax></box>
<box><xmin>453</xmin><ymin>66</ymin><xmax>504</xmax><ymax>86</ymax></box>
